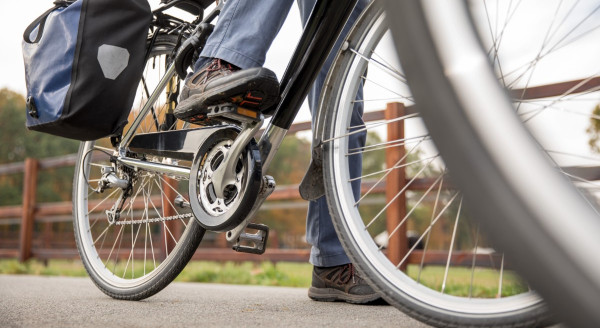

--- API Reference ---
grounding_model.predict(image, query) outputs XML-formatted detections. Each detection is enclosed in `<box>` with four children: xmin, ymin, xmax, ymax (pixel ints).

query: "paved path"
<box><xmin>0</xmin><ymin>275</ymin><xmax>432</xmax><ymax>328</ymax></box>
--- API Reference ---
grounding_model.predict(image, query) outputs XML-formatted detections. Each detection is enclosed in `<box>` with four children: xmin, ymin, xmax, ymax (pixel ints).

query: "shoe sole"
<box><xmin>308</xmin><ymin>286</ymin><xmax>382</xmax><ymax>304</ymax></box>
<box><xmin>175</xmin><ymin>70</ymin><xmax>279</xmax><ymax>123</ymax></box>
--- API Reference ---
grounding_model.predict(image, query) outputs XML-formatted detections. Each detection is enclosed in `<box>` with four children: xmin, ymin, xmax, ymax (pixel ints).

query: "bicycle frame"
<box><xmin>118</xmin><ymin>0</ymin><xmax>359</xmax><ymax>177</ymax></box>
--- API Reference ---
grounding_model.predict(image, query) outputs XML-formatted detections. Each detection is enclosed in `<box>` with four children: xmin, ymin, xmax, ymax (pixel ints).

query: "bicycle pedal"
<box><xmin>232</xmin><ymin>223</ymin><xmax>269</xmax><ymax>255</ymax></box>
<box><xmin>206</xmin><ymin>103</ymin><xmax>262</xmax><ymax>125</ymax></box>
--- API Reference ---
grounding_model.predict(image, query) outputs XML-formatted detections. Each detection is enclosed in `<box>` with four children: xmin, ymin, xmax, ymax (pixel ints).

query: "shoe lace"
<box><xmin>199</xmin><ymin>59</ymin><xmax>238</xmax><ymax>89</ymax></box>
<box><xmin>339</xmin><ymin>263</ymin><xmax>356</xmax><ymax>284</ymax></box>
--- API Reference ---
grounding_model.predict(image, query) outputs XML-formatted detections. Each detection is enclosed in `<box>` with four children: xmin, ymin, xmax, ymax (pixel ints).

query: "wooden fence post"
<box><xmin>385</xmin><ymin>103</ymin><xmax>408</xmax><ymax>271</ymax></box>
<box><xmin>19</xmin><ymin>158</ymin><xmax>39</xmax><ymax>262</ymax></box>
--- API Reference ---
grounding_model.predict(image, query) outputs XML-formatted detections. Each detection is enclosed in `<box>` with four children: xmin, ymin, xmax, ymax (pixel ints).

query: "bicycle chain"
<box><xmin>114</xmin><ymin>213</ymin><xmax>194</xmax><ymax>225</ymax></box>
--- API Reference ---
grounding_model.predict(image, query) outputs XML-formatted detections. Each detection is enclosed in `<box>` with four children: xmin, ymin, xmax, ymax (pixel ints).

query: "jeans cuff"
<box><xmin>309</xmin><ymin>249</ymin><xmax>351</xmax><ymax>267</ymax></box>
<box><xmin>199</xmin><ymin>44</ymin><xmax>263</xmax><ymax>69</ymax></box>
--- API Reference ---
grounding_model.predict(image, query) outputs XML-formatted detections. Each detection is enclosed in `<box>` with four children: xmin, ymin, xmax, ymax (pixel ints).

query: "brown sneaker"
<box><xmin>308</xmin><ymin>263</ymin><xmax>383</xmax><ymax>304</ymax></box>
<box><xmin>174</xmin><ymin>58</ymin><xmax>279</xmax><ymax>124</ymax></box>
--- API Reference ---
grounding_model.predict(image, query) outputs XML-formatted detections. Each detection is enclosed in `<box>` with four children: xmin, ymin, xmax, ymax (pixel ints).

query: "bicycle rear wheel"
<box><xmin>72</xmin><ymin>34</ymin><xmax>205</xmax><ymax>300</ymax></box>
<box><xmin>321</xmin><ymin>2</ymin><xmax>552</xmax><ymax>327</ymax></box>
<box><xmin>383</xmin><ymin>1</ymin><xmax>600</xmax><ymax>327</ymax></box>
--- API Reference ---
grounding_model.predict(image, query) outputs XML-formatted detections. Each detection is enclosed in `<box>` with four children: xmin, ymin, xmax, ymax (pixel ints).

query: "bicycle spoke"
<box><xmin>352</xmin><ymin>155</ymin><xmax>438</xmax><ymax>182</ymax></box>
<box><xmin>122</xmin><ymin>221</ymin><xmax>142</xmax><ymax>279</ymax></box>
<box><xmin>92</xmin><ymin>145</ymin><xmax>116</xmax><ymax>153</ymax></box>
<box><xmin>483</xmin><ymin>0</ymin><xmax>510</xmax><ymax>88</ymax></box>
<box><xmin>323</xmin><ymin>113</ymin><xmax>419</xmax><ymax>144</ymax></box>
<box><xmin>360</xmin><ymin>75</ymin><xmax>413</xmax><ymax>103</ymax></box>
<box><xmin>154</xmin><ymin>179</ymin><xmax>181</xmax><ymax>217</ymax></box>
<box><xmin>502</xmin><ymin>0</ymin><xmax>562</xmax><ymax>100</ymax></box>
<box><xmin>365</xmin><ymin>157</ymin><xmax>435</xmax><ymax>227</ymax></box>
<box><xmin>104</xmin><ymin>224</ymin><xmax>124</xmax><ymax>269</ymax></box>
<box><xmin>352</xmin><ymin>97</ymin><xmax>411</xmax><ymax>104</ymax></box>
<box><xmin>163</xmin><ymin>222</ymin><xmax>169</xmax><ymax>257</ymax></box>
<box><xmin>347</xmin><ymin>134</ymin><xmax>429</xmax><ymax>156</ymax></box>
<box><xmin>93</xmin><ymin>223</ymin><xmax>112</xmax><ymax>246</ymax></box>
<box><xmin>441</xmin><ymin>197</ymin><xmax>463</xmax><ymax>294</ymax></box>
<box><xmin>373</xmin><ymin>174</ymin><xmax>444</xmax><ymax>239</ymax></box>
<box><xmin>144</xmin><ymin>215</ymin><xmax>148</xmax><ymax>275</ymax></box>
<box><xmin>397</xmin><ymin>192</ymin><xmax>461</xmax><ymax>269</ymax></box>
<box><xmin>143</xmin><ymin>186</ymin><xmax>157</xmax><ymax>270</ymax></box>
<box><xmin>497</xmin><ymin>254</ymin><xmax>505</xmax><ymax>298</ymax></box>
<box><xmin>469</xmin><ymin>224</ymin><xmax>481</xmax><ymax>298</ymax></box>
<box><xmin>517</xmin><ymin>101</ymin><xmax>600</xmax><ymax>121</ymax></box>
<box><xmin>349</xmin><ymin>48</ymin><xmax>407</xmax><ymax>83</ymax></box>
<box><xmin>372</xmin><ymin>50</ymin><xmax>406</xmax><ymax>81</ymax></box>
<box><xmin>508</xmin><ymin>26</ymin><xmax>600</xmax><ymax>89</ymax></box>
<box><xmin>112</xmin><ymin>221</ymin><xmax>126</xmax><ymax>273</ymax></box>
<box><xmin>157</xmin><ymin>175</ymin><xmax>190</xmax><ymax>228</ymax></box>
<box><xmin>520</xmin><ymin>72</ymin><xmax>600</xmax><ymax>122</ymax></box>
<box><xmin>355</xmin><ymin>139</ymin><xmax>424</xmax><ymax>204</ymax></box>
<box><xmin>416</xmin><ymin>174</ymin><xmax>446</xmax><ymax>284</ymax></box>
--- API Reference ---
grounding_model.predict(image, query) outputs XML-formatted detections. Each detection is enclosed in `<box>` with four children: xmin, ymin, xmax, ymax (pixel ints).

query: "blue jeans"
<box><xmin>197</xmin><ymin>0</ymin><xmax>367</xmax><ymax>267</ymax></box>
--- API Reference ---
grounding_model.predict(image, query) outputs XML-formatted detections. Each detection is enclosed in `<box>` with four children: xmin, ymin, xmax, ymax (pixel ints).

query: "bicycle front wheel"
<box><xmin>73</xmin><ymin>34</ymin><xmax>205</xmax><ymax>300</ymax></box>
<box><xmin>321</xmin><ymin>2</ymin><xmax>551</xmax><ymax>327</ymax></box>
<box><xmin>383</xmin><ymin>1</ymin><xmax>600</xmax><ymax>327</ymax></box>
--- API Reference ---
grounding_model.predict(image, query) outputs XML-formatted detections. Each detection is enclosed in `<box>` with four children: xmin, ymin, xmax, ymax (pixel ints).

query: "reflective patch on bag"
<box><xmin>97</xmin><ymin>44</ymin><xmax>130</xmax><ymax>80</ymax></box>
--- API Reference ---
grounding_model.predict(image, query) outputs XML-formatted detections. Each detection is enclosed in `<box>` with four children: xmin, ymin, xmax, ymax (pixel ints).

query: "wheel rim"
<box><xmin>324</xmin><ymin>3</ymin><xmax>543</xmax><ymax>316</ymax></box>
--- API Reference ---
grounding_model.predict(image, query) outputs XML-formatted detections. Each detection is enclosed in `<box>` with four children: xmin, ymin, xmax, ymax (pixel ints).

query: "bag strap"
<box><xmin>23</xmin><ymin>1</ymin><xmax>75</xmax><ymax>44</ymax></box>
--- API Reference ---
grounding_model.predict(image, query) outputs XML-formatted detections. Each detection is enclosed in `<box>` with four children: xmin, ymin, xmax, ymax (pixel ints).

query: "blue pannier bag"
<box><xmin>22</xmin><ymin>0</ymin><xmax>152</xmax><ymax>141</ymax></box>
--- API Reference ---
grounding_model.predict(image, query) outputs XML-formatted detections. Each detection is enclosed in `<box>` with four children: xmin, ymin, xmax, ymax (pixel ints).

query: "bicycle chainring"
<box><xmin>188</xmin><ymin>128</ymin><xmax>262</xmax><ymax>232</ymax></box>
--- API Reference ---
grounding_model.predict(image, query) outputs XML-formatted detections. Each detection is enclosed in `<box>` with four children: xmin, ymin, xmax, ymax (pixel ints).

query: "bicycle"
<box><xmin>71</xmin><ymin>0</ymin><xmax>599</xmax><ymax>327</ymax></box>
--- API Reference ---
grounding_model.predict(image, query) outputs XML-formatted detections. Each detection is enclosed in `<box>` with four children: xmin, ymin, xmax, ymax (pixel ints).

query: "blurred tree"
<box><xmin>586</xmin><ymin>104</ymin><xmax>600</xmax><ymax>153</ymax></box>
<box><xmin>266</xmin><ymin>134</ymin><xmax>312</xmax><ymax>185</ymax></box>
<box><xmin>0</xmin><ymin>89</ymin><xmax>79</xmax><ymax>205</ymax></box>
<box><xmin>257</xmin><ymin>135</ymin><xmax>312</xmax><ymax>248</ymax></box>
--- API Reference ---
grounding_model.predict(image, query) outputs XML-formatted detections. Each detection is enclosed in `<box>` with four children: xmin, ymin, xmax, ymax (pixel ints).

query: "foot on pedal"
<box><xmin>231</xmin><ymin>223</ymin><xmax>269</xmax><ymax>255</ymax></box>
<box><xmin>174</xmin><ymin>59</ymin><xmax>279</xmax><ymax>125</ymax></box>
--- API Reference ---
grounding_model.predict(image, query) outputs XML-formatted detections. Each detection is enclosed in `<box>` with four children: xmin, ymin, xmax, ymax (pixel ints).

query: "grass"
<box><xmin>0</xmin><ymin>259</ymin><xmax>528</xmax><ymax>297</ymax></box>
<box><xmin>0</xmin><ymin>259</ymin><xmax>312</xmax><ymax>287</ymax></box>
<box><xmin>406</xmin><ymin>265</ymin><xmax>529</xmax><ymax>297</ymax></box>
<box><xmin>0</xmin><ymin>259</ymin><xmax>88</xmax><ymax>277</ymax></box>
<box><xmin>176</xmin><ymin>261</ymin><xmax>312</xmax><ymax>287</ymax></box>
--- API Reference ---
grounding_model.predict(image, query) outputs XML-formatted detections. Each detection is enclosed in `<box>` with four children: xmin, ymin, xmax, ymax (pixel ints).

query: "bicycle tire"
<box><xmin>73</xmin><ymin>34</ymin><xmax>206</xmax><ymax>301</ymax></box>
<box><xmin>383</xmin><ymin>1</ymin><xmax>600</xmax><ymax>327</ymax></box>
<box><xmin>320</xmin><ymin>1</ymin><xmax>552</xmax><ymax>326</ymax></box>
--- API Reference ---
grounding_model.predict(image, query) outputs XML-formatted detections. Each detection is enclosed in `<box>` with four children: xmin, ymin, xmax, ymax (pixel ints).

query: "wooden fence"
<box><xmin>0</xmin><ymin>103</ymin><xmax>504</xmax><ymax>268</ymax></box>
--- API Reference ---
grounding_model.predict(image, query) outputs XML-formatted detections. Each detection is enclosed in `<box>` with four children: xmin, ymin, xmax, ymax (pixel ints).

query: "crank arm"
<box><xmin>212</xmin><ymin>118</ymin><xmax>263</xmax><ymax>198</ymax></box>
<box><xmin>226</xmin><ymin>175</ymin><xmax>275</xmax><ymax>243</ymax></box>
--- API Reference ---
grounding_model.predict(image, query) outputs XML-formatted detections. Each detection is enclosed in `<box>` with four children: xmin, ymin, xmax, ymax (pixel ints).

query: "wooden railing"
<box><xmin>3</xmin><ymin>72</ymin><xmax>598</xmax><ymax>267</ymax></box>
<box><xmin>0</xmin><ymin>102</ymin><xmax>488</xmax><ymax>267</ymax></box>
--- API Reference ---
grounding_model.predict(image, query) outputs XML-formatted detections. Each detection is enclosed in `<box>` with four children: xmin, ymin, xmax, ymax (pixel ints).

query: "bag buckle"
<box><xmin>26</xmin><ymin>96</ymin><xmax>39</xmax><ymax>118</ymax></box>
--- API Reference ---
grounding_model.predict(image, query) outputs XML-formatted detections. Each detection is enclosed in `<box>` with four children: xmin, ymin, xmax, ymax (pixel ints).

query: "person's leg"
<box><xmin>176</xmin><ymin>0</ymin><xmax>293</xmax><ymax>122</ymax></box>
<box><xmin>299</xmin><ymin>0</ymin><xmax>380</xmax><ymax>304</ymax></box>
<box><xmin>299</xmin><ymin>0</ymin><xmax>368</xmax><ymax>268</ymax></box>
<box><xmin>195</xmin><ymin>0</ymin><xmax>294</xmax><ymax>70</ymax></box>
